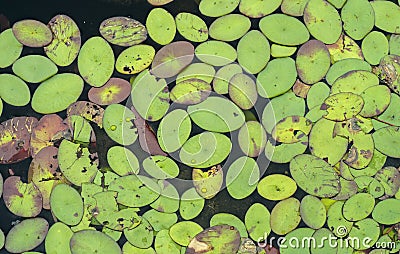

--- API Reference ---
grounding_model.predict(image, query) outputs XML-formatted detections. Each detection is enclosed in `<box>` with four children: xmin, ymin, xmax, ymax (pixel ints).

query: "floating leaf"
<box><xmin>150</xmin><ymin>180</ymin><xmax>179</xmax><ymax>213</ymax></box>
<box><xmin>0</xmin><ymin>74</ymin><xmax>30</xmax><ymax>107</ymax></box>
<box><xmin>175</xmin><ymin>12</ymin><xmax>208</xmax><ymax>42</ymax></box>
<box><xmin>170</xmin><ymin>221</ymin><xmax>203</xmax><ymax>246</ymax></box>
<box><xmin>12</xmin><ymin>19</ymin><xmax>52</xmax><ymax>47</ymax></box>
<box><xmin>70</xmin><ymin>230</ymin><xmax>121</xmax><ymax>254</ymax></box>
<box><xmin>331</xmin><ymin>70</ymin><xmax>378</xmax><ymax>95</ymax></box>
<box><xmin>370</xmin><ymin>0</ymin><xmax>400</xmax><ymax>33</ymax></box>
<box><xmin>103</xmin><ymin>104</ymin><xmax>137</xmax><ymax>145</ymax></box>
<box><xmin>373</xmin><ymin>126</ymin><xmax>400</xmax><ymax>158</ymax></box>
<box><xmin>347</xmin><ymin>218</ymin><xmax>380</xmax><ymax>250</ymax></box>
<box><xmin>107</xmin><ymin>146</ymin><xmax>139</xmax><ymax>176</ymax></box>
<box><xmin>325</xmin><ymin>59</ymin><xmax>372</xmax><ymax>86</ymax></box>
<box><xmin>155</xmin><ymin>229</ymin><xmax>181</xmax><ymax>254</ymax></box>
<box><xmin>389</xmin><ymin>34</ymin><xmax>400</xmax><ymax>55</ymax></box>
<box><xmin>116</xmin><ymin>44</ymin><xmax>155</xmax><ymax>74</ymax></box>
<box><xmin>258</xmin><ymin>174</ymin><xmax>297</xmax><ymax>201</ymax></box>
<box><xmin>237</xmin><ymin>30</ymin><xmax>270</xmax><ymax>74</ymax></box>
<box><xmin>146</xmin><ymin>8</ymin><xmax>176</xmax><ymax>45</ymax></box>
<box><xmin>124</xmin><ymin>217</ymin><xmax>153</xmax><ymax>249</ymax></box>
<box><xmin>99</xmin><ymin>16</ymin><xmax>146</xmax><ymax>46</ymax></box>
<box><xmin>151</xmin><ymin>41</ymin><xmax>194</xmax><ymax>78</ymax></box>
<box><xmin>238</xmin><ymin>121</ymin><xmax>267</xmax><ymax>157</ymax></box>
<box><xmin>45</xmin><ymin>222</ymin><xmax>73</xmax><ymax>254</ymax></box>
<box><xmin>67</xmin><ymin>101</ymin><xmax>104</xmax><ymax>128</ymax></box>
<box><xmin>342</xmin><ymin>193</ymin><xmax>375</xmax><ymax>221</ymax></box>
<box><xmin>280</xmin><ymin>228</ymin><xmax>315</xmax><ymax>254</ymax></box>
<box><xmin>213</xmin><ymin>64</ymin><xmax>242</xmax><ymax>94</ymax></box>
<box><xmin>341</xmin><ymin>0</ymin><xmax>374</xmax><ymax>40</ymax></box>
<box><xmin>300</xmin><ymin>195</ymin><xmax>326</xmax><ymax>229</ymax></box>
<box><xmin>12</xmin><ymin>55</ymin><xmax>58</xmax><ymax>83</ymax></box>
<box><xmin>259</xmin><ymin>14</ymin><xmax>309</xmax><ymax>46</ymax></box>
<box><xmin>226</xmin><ymin>156</ymin><xmax>260</xmax><ymax>200</ymax></box>
<box><xmin>322</xmin><ymin>92</ymin><xmax>364</xmax><ymax>121</ymax></box>
<box><xmin>306</xmin><ymin>82</ymin><xmax>330</xmax><ymax>109</ymax></box>
<box><xmin>310</xmin><ymin>228</ymin><xmax>337</xmax><ymax>253</ymax></box>
<box><xmin>372</xmin><ymin>198</ymin><xmax>400</xmax><ymax>225</ymax></box>
<box><xmin>209</xmin><ymin>14</ymin><xmax>250</xmax><ymax>42</ymax></box>
<box><xmin>270</xmin><ymin>197</ymin><xmax>301</xmax><ymax>235</ymax></box>
<box><xmin>176</xmin><ymin>63</ymin><xmax>215</xmax><ymax>84</ymax></box>
<box><xmin>245</xmin><ymin>203</ymin><xmax>271</xmax><ymax>242</ymax></box>
<box><xmin>143</xmin><ymin>155</ymin><xmax>179</xmax><ymax>179</ymax></box>
<box><xmin>229</xmin><ymin>73</ymin><xmax>258</xmax><ymax>110</ymax></box>
<box><xmin>375</xmin><ymin>55</ymin><xmax>400</xmax><ymax>95</ymax></box>
<box><xmin>360</xmin><ymin>85</ymin><xmax>391</xmax><ymax>117</ymax></box>
<box><xmin>361</xmin><ymin>31</ymin><xmax>389</xmax><ymax>65</ymax></box>
<box><xmin>199</xmin><ymin>0</ymin><xmax>240</xmax><ymax>17</ymax></box>
<box><xmin>170</xmin><ymin>78</ymin><xmax>211</xmax><ymax>105</ymax></box>
<box><xmin>78</xmin><ymin>36</ymin><xmax>114</xmax><ymax>87</ymax></box>
<box><xmin>192</xmin><ymin>166</ymin><xmax>223</xmax><ymax>199</ymax></box>
<box><xmin>296</xmin><ymin>39</ymin><xmax>330</xmax><ymax>84</ymax></box>
<box><xmin>327</xmin><ymin>34</ymin><xmax>364</xmax><ymax>64</ymax></box>
<box><xmin>292</xmin><ymin>79</ymin><xmax>311</xmax><ymax>98</ymax></box>
<box><xmin>0</xmin><ymin>28</ymin><xmax>22</xmax><ymax>68</ymax></box>
<box><xmin>239</xmin><ymin>0</ymin><xmax>281</xmax><ymax>18</ymax></box>
<box><xmin>270</xmin><ymin>44</ymin><xmax>297</xmax><ymax>58</ymax></box>
<box><xmin>265</xmin><ymin>135</ymin><xmax>308</xmax><ymax>163</ymax></box>
<box><xmin>50</xmin><ymin>183</ymin><xmax>83</xmax><ymax>226</ymax></box>
<box><xmin>179</xmin><ymin>187</ymin><xmax>205</xmax><ymax>220</ymax></box>
<box><xmin>143</xmin><ymin>209</ymin><xmax>177</xmax><ymax>231</ymax></box>
<box><xmin>44</xmin><ymin>14</ymin><xmax>81</xmax><ymax>66</ymax></box>
<box><xmin>210</xmin><ymin>213</ymin><xmax>248</xmax><ymax>238</ymax></box>
<box><xmin>375</xmin><ymin>166</ymin><xmax>400</xmax><ymax>198</ymax></box>
<box><xmin>195</xmin><ymin>40</ymin><xmax>237</xmax><ymax>67</ymax></box>
<box><xmin>327</xmin><ymin>201</ymin><xmax>353</xmax><ymax>238</ymax></box>
<box><xmin>31</xmin><ymin>73</ymin><xmax>84</xmax><ymax>114</ymax></box>
<box><xmin>5</xmin><ymin>218</ymin><xmax>48</xmax><ymax>253</ymax></box>
<box><xmin>272</xmin><ymin>116</ymin><xmax>312</xmax><ymax>144</ymax></box>
<box><xmin>281</xmin><ymin>0</ymin><xmax>310</xmax><ymax>16</ymax></box>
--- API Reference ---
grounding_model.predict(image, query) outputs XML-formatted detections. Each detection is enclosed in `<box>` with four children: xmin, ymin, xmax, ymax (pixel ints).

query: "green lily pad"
<box><xmin>347</xmin><ymin>218</ymin><xmax>380</xmax><ymax>250</ymax></box>
<box><xmin>0</xmin><ymin>74</ymin><xmax>30</xmax><ymax>106</ymax></box>
<box><xmin>31</xmin><ymin>73</ymin><xmax>83</xmax><ymax>114</ymax></box>
<box><xmin>88</xmin><ymin>77</ymin><xmax>131</xmax><ymax>105</ymax></box>
<box><xmin>108</xmin><ymin>174</ymin><xmax>161</xmax><ymax>207</ymax></box>
<box><xmin>360</xmin><ymin>85</ymin><xmax>391</xmax><ymax>117</ymax></box>
<box><xmin>322</xmin><ymin>92</ymin><xmax>364</xmax><ymax>121</ymax></box>
<box><xmin>170</xmin><ymin>221</ymin><xmax>203</xmax><ymax>246</ymax></box>
<box><xmin>187</xmin><ymin>96</ymin><xmax>245</xmax><ymax>133</ymax></box>
<box><xmin>306</xmin><ymin>82</ymin><xmax>330</xmax><ymax>109</ymax></box>
<box><xmin>44</xmin><ymin>14</ymin><xmax>81</xmax><ymax>66</ymax></box>
<box><xmin>239</xmin><ymin>0</ymin><xmax>281</xmax><ymax>18</ymax></box>
<box><xmin>209</xmin><ymin>14</ymin><xmax>250</xmax><ymax>42</ymax></box>
<box><xmin>3</xmin><ymin>176</ymin><xmax>42</xmax><ymax>217</ymax></box>
<box><xmin>5</xmin><ymin>218</ymin><xmax>48</xmax><ymax>253</ymax></box>
<box><xmin>341</xmin><ymin>0</ymin><xmax>374</xmax><ymax>40</ymax></box>
<box><xmin>272</xmin><ymin>116</ymin><xmax>312</xmax><ymax>144</ymax></box>
<box><xmin>265</xmin><ymin>135</ymin><xmax>308</xmax><ymax>163</ymax></box>
<box><xmin>147</xmin><ymin>0</ymin><xmax>173</xmax><ymax>5</ymax></box>
<box><xmin>155</xmin><ymin>229</ymin><xmax>181</xmax><ymax>254</ymax></box>
<box><xmin>349</xmin><ymin>149</ymin><xmax>386</xmax><ymax>178</ymax></box>
<box><xmin>210</xmin><ymin>213</ymin><xmax>248</xmax><ymax>238</ymax></box>
<box><xmin>124</xmin><ymin>217</ymin><xmax>153</xmax><ymax>249</ymax></box>
<box><xmin>281</xmin><ymin>0</ymin><xmax>310</xmax><ymax>16</ymax></box>
<box><xmin>229</xmin><ymin>73</ymin><xmax>258</xmax><ymax>110</ymax></box>
<box><xmin>290</xmin><ymin>154</ymin><xmax>340</xmax><ymax>197</ymax></box>
<box><xmin>270</xmin><ymin>44</ymin><xmax>297</xmax><ymax>58</ymax></box>
<box><xmin>192</xmin><ymin>166</ymin><xmax>223</xmax><ymax>199</ymax></box>
<box><xmin>157</xmin><ymin>109</ymin><xmax>191</xmax><ymax>153</ymax></box>
<box><xmin>270</xmin><ymin>197</ymin><xmax>301</xmax><ymax>235</ymax></box>
<box><xmin>373</xmin><ymin>93</ymin><xmax>400</xmax><ymax>130</ymax></box>
<box><xmin>175</xmin><ymin>12</ymin><xmax>208</xmax><ymax>42</ymax></box>
<box><xmin>143</xmin><ymin>155</ymin><xmax>179</xmax><ymax>179</ymax></box>
<box><xmin>199</xmin><ymin>0</ymin><xmax>240</xmax><ymax>17</ymax></box>
<box><xmin>45</xmin><ymin>222</ymin><xmax>73</xmax><ymax>254</ymax></box>
<box><xmin>343</xmin><ymin>132</ymin><xmax>374</xmax><ymax>169</ymax></box>
<box><xmin>226</xmin><ymin>156</ymin><xmax>260</xmax><ymax>200</ymax></box>
<box><xmin>99</xmin><ymin>16</ymin><xmax>147</xmax><ymax>46</ymax></box>
<box><xmin>389</xmin><ymin>34</ymin><xmax>400</xmax><ymax>55</ymax></box>
<box><xmin>300</xmin><ymin>195</ymin><xmax>326</xmax><ymax>229</ymax></box>
<box><xmin>325</xmin><ymin>59</ymin><xmax>372</xmax><ymax>86</ymax></box>
<box><xmin>296</xmin><ymin>39</ymin><xmax>331</xmax><ymax>84</ymax></box>
<box><xmin>257</xmin><ymin>57</ymin><xmax>297</xmax><ymax>98</ymax></box>
<box><xmin>310</xmin><ymin>228</ymin><xmax>337</xmax><ymax>254</ymax></box>
<box><xmin>259</xmin><ymin>14</ymin><xmax>309</xmax><ymax>46</ymax></box>
<box><xmin>327</xmin><ymin>201</ymin><xmax>353</xmax><ymax>238</ymax></box>
<box><xmin>176</xmin><ymin>63</ymin><xmax>215</xmax><ymax>84</ymax></box>
<box><xmin>12</xmin><ymin>19</ymin><xmax>52</xmax><ymax>47</ymax></box>
<box><xmin>179</xmin><ymin>187</ymin><xmax>205</xmax><ymax>220</ymax></box>
<box><xmin>107</xmin><ymin>146</ymin><xmax>139</xmax><ymax>176</ymax></box>
<box><xmin>213</xmin><ymin>63</ymin><xmax>242</xmax><ymax>94</ymax></box>
<box><xmin>332</xmin><ymin>177</ymin><xmax>358</xmax><ymax>200</ymax></box>
<box><xmin>237</xmin><ymin>30</ymin><xmax>270</xmax><ymax>74</ymax></box>
<box><xmin>103</xmin><ymin>104</ymin><xmax>138</xmax><ymax>145</ymax></box>
<box><xmin>142</xmin><ymin>209</ymin><xmax>177</xmax><ymax>231</ymax></box>
<box><xmin>50</xmin><ymin>183</ymin><xmax>83</xmax><ymax>226</ymax></box>
<box><xmin>331</xmin><ymin>70</ymin><xmax>379</xmax><ymax>95</ymax></box>
<box><xmin>373</xmin><ymin>126</ymin><xmax>400</xmax><ymax>158</ymax></box>
<box><xmin>327</xmin><ymin>34</ymin><xmax>364</xmax><ymax>63</ymax></box>
<box><xmin>70</xmin><ymin>230</ymin><xmax>121</xmax><ymax>254</ymax></box>
<box><xmin>257</xmin><ymin>174</ymin><xmax>297</xmax><ymax>200</ymax></box>
<box><xmin>150</xmin><ymin>180</ymin><xmax>179</xmax><ymax>213</ymax></box>
<box><xmin>186</xmin><ymin>225</ymin><xmax>241</xmax><ymax>254</ymax></box>
<box><xmin>195</xmin><ymin>40</ymin><xmax>237</xmax><ymax>67</ymax></box>
<box><xmin>237</xmin><ymin>121</ymin><xmax>267</xmax><ymax>157</ymax></box>
<box><xmin>372</xmin><ymin>198</ymin><xmax>400</xmax><ymax>225</ymax></box>
<box><xmin>375</xmin><ymin>166</ymin><xmax>400</xmax><ymax>197</ymax></box>
<box><xmin>342</xmin><ymin>193</ymin><xmax>375</xmax><ymax>221</ymax></box>
<box><xmin>367</xmin><ymin>178</ymin><xmax>385</xmax><ymax>198</ymax></box>
<box><xmin>0</xmin><ymin>28</ymin><xmax>22</xmax><ymax>68</ymax></box>
<box><xmin>370</xmin><ymin>0</ymin><xmax>400</xmax><ymax>33</ymax></box>
<box><xmin>245</xmin><ymin>203</ymin><xmax>271</xmax><ymax>241</ymax></box>
<box><xmin>12</xmin><ymin>55</ymin><xmax>58</xmax><ymax>83</ymax></box>
<box><xmin>170</xmin><ymin>78</ymin><xmax>211</xmax><ymax>105</ymax></box>
<box><xmin>146</xmin><ymin>8</ymin><xmax>175</xmax><ymax>45</ymax></box>
<box><xmin>116</xmin><ymin>44</ymin><xmax>155</xmax><ymax>74</ymax></box>
<box><xmin>63</xmin><ymin>115</ymin><xmax>95</xmax><ymax>144</ymax></box>
<box><xmin>78</xmin><ymin>36</ymin><xmax>114</xmax><ymax>87</ymax></box>
<box><xmin>303</xmin><ymin>0</ymin><xmax>342</xmax><ymax>44</ymax></box>
<box><xmin>151</xmin><ymin>41</ymin><xmax>194</xmax><ymax>78</ymax></box>
<box><xmin>58</xmin><ymin>139</ymin><xmax>98</xmax><ymax>186</ymax></box>
<box><xmin>280</xmin><ymin>227</ymin><xmax>315</xmax><ymax>254</ymax></box>
<box><xmin>361</xmin><ymin>31</ymin><xmax>389</xmax><ymax>65</ymax></box>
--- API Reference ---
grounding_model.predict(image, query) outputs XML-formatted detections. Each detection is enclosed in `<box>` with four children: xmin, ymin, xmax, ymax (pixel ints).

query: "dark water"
<box><xmin>1</xmin><ymin>0</ymin><xmax>399</xmax><ymax>253</ymax></box>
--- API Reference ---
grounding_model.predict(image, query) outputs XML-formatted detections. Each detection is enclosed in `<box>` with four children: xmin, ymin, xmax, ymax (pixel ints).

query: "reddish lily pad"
<box><xmin>66</xmin><ymin>101</ymin><xmax>105</xmax><ymax>128</ymax></box>
<box><xmin>3</xmin><ymin>176</ymin><xmax>42</xmax><ymax>217</ymax></box>
<box><xmin>88</xmin><ymin>77</ymin><xmax>131</xmax><ymax>105</ymax></box>
<box><xmin>151</xmin><ymin>41</ymin><xmax>194</xmax><ymax>78</ymax></box>
<box><xmin>0</xmin><ymin>116</ymin><xmax>38</xmax><ymax>164</ymax></box>
<box><xmin>12</xmin><ymin>19</ymin><xmax>52</xmax><ymax>47</ymax></box>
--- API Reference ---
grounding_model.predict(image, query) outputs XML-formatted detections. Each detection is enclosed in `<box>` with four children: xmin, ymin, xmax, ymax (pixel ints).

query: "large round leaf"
<box><xmin>12</xmin><ymin>55</ymin><xmax>58</xmax><ymax>83</ymax></box>
<box><xmin>12</xmin><ymin>19</ymin><xmax>52</xmax><ymax>47</ymax></box>
<box><xmin>70</xmin><ymin>230</ymin><xmax>121</xmax><ymax>254</ymax></box>
<box><xmin>0</xmin><ymin>28</ymin><xmax>22</xmax><ymax>68</ymax></box>
<box><xmin>209</xmin><ymin>14</ymin><xmax>250</xmax><ymax>42</ymax></box>
<box><xmin>0</xmin><ymin>74</ymin><xmax>30</xmax><ymax>106</ymax></box>
<box><xmin>50</xmin><ymin>183</ymin><xmax>83</xmax><ymax>226</ymax></box>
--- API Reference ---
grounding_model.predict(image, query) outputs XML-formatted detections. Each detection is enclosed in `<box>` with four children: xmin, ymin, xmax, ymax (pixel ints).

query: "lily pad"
<box><xmin>372</xmin><ymin>198</ymin><xmax>400</xmax><ymax>225</ymax></box>
<box><xmin>322</xmin><ymin>92</ymin><xmax>364</xmax><ymax>121</ymax></box>
<box><xmin>209</xmin><ymin>14</ymin><xmax>250</xmax><ymax>42</ymax></box>
<box><xmin>148</xmin><ymin>0</ymin><xmax>173</xmax><ymax>5</ymax></box>
<box><xmin>151</xmin><ymin>41</ymin><xmax>194</xmax><ymax>78</ymax></box>
<box><xmin>176</xmin><ymin>63</ymin><xmax>216</xmax><ymax>84</ymax></box>
<box><xmin>331</xmin><ymin>70</ymin><xmax>379</xmax><ymax>95</ymax></box>
<box><xmin>150</xmin><ymin>180</ymin><xmax>179</xmax><ymax>213</ymax></box>
<box><xmin>155</xmin><ymin>229</ymin><xmax>181</xmax><ymax>254</ymax></box>
<box><xmin>237</xmin><ymin>30</ymin><xmax>270</xmax><ymax>74</ymax></box>
<box><xmin>361</xmin><ymin>31</ymin><xmax>389</xmax><ymax>65</ymax></box>
<box><xmin>237</xmin><ymin>121</ymin><xmax>267</xmax><ymax>157</ymax></box>
<box><xmin>179</xmin><ymin>187</ymin><xmax>205</xmax><ymax>220</ymax></box>
<box><xmin>192</xmin><ymin>166</ymin><xmax>223</xmax><ymax>199</ymax></box>
<box><xmin>306</xmin><ymin>82</ymin><xmax>330</xmax><ymax>109</ymax></box>
<box><xmin>347</xmin><ymin>218</ymin><xmax>380</xmax><ymax>250</ymax></box>
<box><xmin>116</xmin><ymin>44</ymin><xmax>155</xmax><ymax>74</ymax></box>
<box><xmin>50</xmin><ymin>183</ymin><xmax>83</xmax><ymax>226</ymax></box>
<box><xmin>195</xmin><ymin>40</ymin><xmax>237</xmax><ymax>67</ymax></box>
<box><xmin>229</xmin><ymin>73</ymin><xmax>258</xmax><ymax>110</ymax></box>
<box><xmin>325</xmin><ymin>59</ymin><xmax>372</xmax><ymax>86</ymax></box>
<box><xmin>259</xmin><ymin>14</ymin><xmax>310</xmax><ymax>46</ymax></box>
<box><xmin>341</xmin><ymin>0</ymin><xmax>374</xmax><ymax>40</ymax></box>
<box><xmin>370</xmin><ymin>0</ymin><xmax>400</xmax><ymax>34</ymax></box>
<box><xmin>270</xmin><ymin>44</ymin><xmax>297</xmax><ymax>58</ymax></box>
<box><xmin>310</xmin><ymin>228</ymin><xmax>337</xmax><ymax>254</ymax></box>
<box><xmin>360</xmin><ymin>85</ymin><xmax>391</xmax><ymax>117</ymax></box>
<box><xmin>272</xmin><ymin>116</ymin><xmax>312</xmax><ymax>144</ymax></box>
<box><xmin>265</xmin><ymin>135</ymin><xmax>308</xmax><ymax>163</ymax></box>
<box><xmin>375</xmin><ymin>166</ymin><xmax>400</xmax><ymax>198</ymax></box>
<box><xmin>257</xmin><ymin>174</ymin><xmax>297</xmax><ymax>201</ymax></box>
<box><xmin>327</xmin><ymin>201</ymin><xmax>353</xmax><ymax>238</ymax></box>
<box><xmin>213</xmin><ymin>63</ymin><xmax>242</xmax><ymax>94</ymax></box>
<box><xmin>342</xmin><ymin>193</ymin><xmax>375</xmax><ymax>221</ymax></box>
<box><xmin>280</xmin><ymin>227</ymin><xmax>315</xmax><ymax>254</ymax></box>
<box><xmin>170</xmin><ymin>221</ymin><xmax>203</xmax><ymax>246</ymax></box>
<box><xmin>143</xmin><ymin>155</ymin><xmax>179</xmax><ymax>179</ymax></box>
<box><xmin>44</xmin><ymin>14</ymin><xmax>81</xmax><ymax>66</ymax></box>
<box><xmin>281</xmin><ymin>0</ymin><xmax>310</xmax><ymax>16</ymax></box>
<box><xmin>270</xmin><ymin>197</ymin><xmax>301</xmax><ymax>235</ymax></box>
<box><xmin>210</xmin><ymin>213</ymin><xmax>248</xmax><ymax>238</ymax></box>
<box><xmin>303</xmin><ymin>0</ymin><xmax>342</xmax><ymax>44</ymax></box>
<box><xmin>142</xmin><ymin>209</ymin><xmax>177</xmax><ymax>231</ymax></box>
<box><xmin>107</xmin><ymin>146</ymin><xmax>139</xmax><ymax>176</ymax></box>
<box><xmin>300</xmin><ymin>195</ymin><xmax>326</xmax><ymax>229</ymax></box>
<box><xmin>170</xmin><ymin>78</ymin><xmax>211</xmax><ymax>105</ymax></box>
<box><xmin>327</xmin><ymin>34</ymin><xmax>364</xmax><ymax>63</ymax></box>
<box><xmin>12</xmin><ymin>55</ymin><xmax>58</xmax><ymax>83</ymax></box>
<box><xmin>70</xmin><ymin>230</ymin><xmax>121</xmax><ymax>254</ymax></box>
<box><xmin>67</xmin><ymin>101</ymin><xmax>104</xmax><ymax>128</ymax></box>
<box><xmin>199</xmin><ymin>0</ymin><xmax>240</xmax><ymax>17</ymax></box>
<box><xmin>124</xmin><ymin>217</ymin><xmax>153</xmax><ymax>249</ymax></box>
<box><xmin>5</xmin><ymin>218</ymin><xmax>48</xmax><ymax>253</ymax></box>
<box><xmin>257</xmin><ymin>57</ymin><xmax>297</xmax><ymax>98</ymax></box>
<box><xmin>146</xmin><ymin>8</ymin><xmax>176</xmax><ymax>45</ymax></box>
<box><xmin>78</xmin><ymin>36</ymin><xmax>114</xmax><ymax>87</ymax></box>
<box><xmin>244</xmin><ymin>203</ymin><xmax>271</xmax><ymax>242</ymax></box>
<box><xmin>103</xmin><ymin>104</ymin><xmax>137</xmax><ymax>145</ymax></box>
<box><xmin>0</xmin><ymin>74</ymin><xmax>30</xmax><ymax>107</ymax></box>
<box><xmin>45</xmin><ymin>222</ymin><xmax>73</xmax><ymax>254</ymax></box>
<box><xmin>239</xmin><ymin>0</ymin><xmax>281</xmax><ymax>18</ymax></box>
<box><xmin>0</xmin><ymin>28</ymin><xmax>22</xmax><ymax>68</ymax></box>
<box><xmin>373</xmin><ymin>126</ymin><xmax>400</xmax><ymax>158</ymax></box>
<box><xmin>226</xmin><ymin>156</ymin><xmax>260</xmax><ymax>200</ymax></box>
<box><xmin>296</xmin><ymin>39</ymin><xmax>330</xmax><ymax>84</ymax></box>
<box><xmin>32</xmin><ymin>73</ymin><xmax>83</xmax><ymax>114</ymax></box>
<box><xmin>88</xmin><ymin>77</ymin><xmax>131</xmax><ymax>105</ymax></box>
<box><xmin>175</xmin><ymin>12</ymin><xmax>208</xmax><ymax>42</ymax></box>
<box><xmin>99</xmin><ymin>16</ymin><xmax>147</xmax><ymax>46</ymax></box>
<box><xmin>12</xmin><ymin>19</ymin><xmax>52</xmax><ymax>47</ymax></box>
<box><xmin>3</xmin><ymin>176</ymin><xmax>42</xmax><ymax>217</ymax></box>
